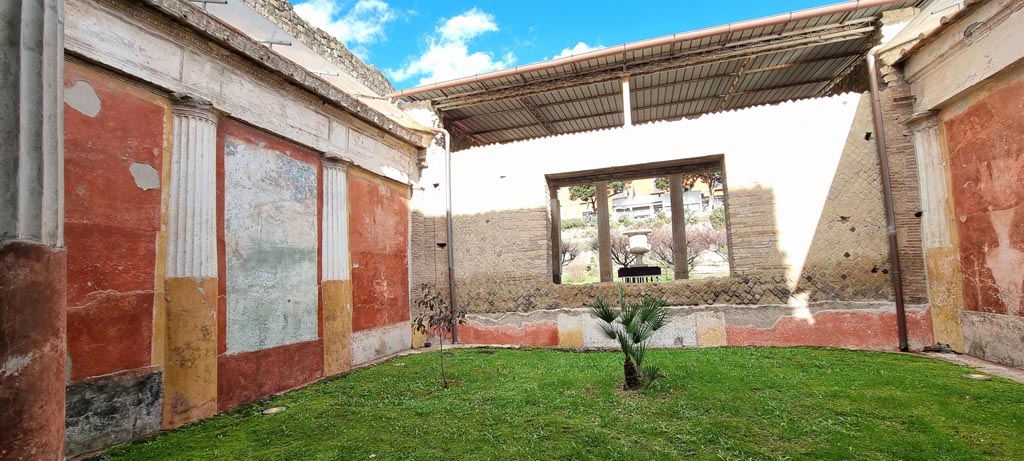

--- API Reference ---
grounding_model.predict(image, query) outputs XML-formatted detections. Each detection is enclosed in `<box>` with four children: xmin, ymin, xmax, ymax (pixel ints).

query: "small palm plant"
<box><xmin>590</xmin><ymin>287</ymin><xmax>669</xmax><ymax>390</ymax></box>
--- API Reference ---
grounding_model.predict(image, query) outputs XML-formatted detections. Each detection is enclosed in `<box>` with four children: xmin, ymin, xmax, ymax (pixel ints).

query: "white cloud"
<box><xmin>438</xmin><ymin>8</ymin><xmax>498</xmax><ymax>42</ymax></box>
<box><xmin>553</xmin><ymin>41</ymin><xmax>605</xmax><ymax>59</ymax></box>
<box><xmin>388</xmin><ymin>8</ymin><xmax>514</xmax><ymax>86</ymax></box>
<box><xmin>293</xmin><ymin>0</ymin><xmax>396</xmax><ymax>59</ymax></box>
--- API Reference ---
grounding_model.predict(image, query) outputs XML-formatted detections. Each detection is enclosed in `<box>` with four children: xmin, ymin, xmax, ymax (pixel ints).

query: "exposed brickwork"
<box><xmin>880</xmin><ymin>72</ymin><xmax>929</xmax><ymax>304</ymax></box>
<box><xmin>237</xmin><ymin>0</ymin><xmax>394</xmax><ymax>97</ymax></box>
<box><xmin>452</xmin><ymin>208</ymin><xmax>552</xmax><ymax>283</ymax></box>
<box><xmin>410</xmin><ymin>211</ymin><xmax>450</xmax><ymax>300</ymax></box>
<box><xmin>727</xmin><ymin>185</ymin><xmax>788</xmax><ymax>274</ymax></box>
<box><xmin>795</xmin><ymin>95</ymin><xmax>894</xmax><ymax>301</ymax></box>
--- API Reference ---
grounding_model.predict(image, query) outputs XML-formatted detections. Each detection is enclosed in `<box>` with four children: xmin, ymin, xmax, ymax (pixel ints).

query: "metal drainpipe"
<box><xmin>425</xmin><ymin>127</ymin><xmax>458</xmax><ymax>344</ymax></box>
<box><xmin>866</xmin><ymin>45</ymin><xmax>909</xmax><ymax>352</ymax></box>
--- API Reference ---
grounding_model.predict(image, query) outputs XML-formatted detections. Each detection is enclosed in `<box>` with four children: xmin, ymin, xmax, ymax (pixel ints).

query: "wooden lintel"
<box><xmin>546</xmin><ymin>156</ymin><xmax>723</xmax><ymax>188</ymax></box>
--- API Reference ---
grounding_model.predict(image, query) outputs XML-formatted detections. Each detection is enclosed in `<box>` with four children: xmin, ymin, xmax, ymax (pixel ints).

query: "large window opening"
<box><xmin>549</xmin><ymin>157</ymin><xmax>730</xmax><ymax>285</ymax></box>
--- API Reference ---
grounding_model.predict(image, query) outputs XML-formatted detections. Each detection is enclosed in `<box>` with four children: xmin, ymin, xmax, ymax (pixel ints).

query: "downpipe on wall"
<box><xmin>425</xmin><ymin>127</ymin><xmax>459</xmax><ymax>344</ymax></box>
<box><xmin>866</xmin><ymin>45</ymin><xmax>909</xmax><ymax>352</ymax></box>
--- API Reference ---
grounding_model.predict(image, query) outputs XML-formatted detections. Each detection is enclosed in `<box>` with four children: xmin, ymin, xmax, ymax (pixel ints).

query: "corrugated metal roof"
<box><xmin>390</xmin><ymin>0</ymin><xmax>924</xmax><ymax>148</ymax></box>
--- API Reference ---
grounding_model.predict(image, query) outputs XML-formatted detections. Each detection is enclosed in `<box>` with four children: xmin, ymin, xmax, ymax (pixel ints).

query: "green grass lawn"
<box><xmin>100</xmin><ymin>348</ymin><xmax>1024</xmax><ymax>460</ymax></box>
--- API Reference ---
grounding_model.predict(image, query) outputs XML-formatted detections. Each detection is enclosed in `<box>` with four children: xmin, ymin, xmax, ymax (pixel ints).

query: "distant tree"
<box><xmin>710</xmin><ymin>207</ymin><xmax>727</xmax><ymax>229</ymax></box>
<box><xmin>681</xmin><ymin>170</ymin><xmax>722</xmax><ymax>192</ymax></box>
<box><xmin>560</xmin><ymin>239</ymin><xmax>581</xmax><ymax>268</ymax></box>
<box><xmin>568</xmin><ymin>180</ymin><xmax>631</xmax><ymax>213</ymax></box>
<box><xmin>682</xmin><ymin>170</ymin><xmax>724</xmax><ymax>210</ymax></box>
<box><xmin>587</xmin><ymin>229</ymin><xmax>636</xmax><ymax>268</ymax></box>
<box><xmin>649</xmin><ymin>225</ymin><xmax>705</xmax><ymax>271</ymax></box>
<box><xmin>656</xmin><ymin>172</ymin><xmax>721</xmax><ymax>193</ymax></box>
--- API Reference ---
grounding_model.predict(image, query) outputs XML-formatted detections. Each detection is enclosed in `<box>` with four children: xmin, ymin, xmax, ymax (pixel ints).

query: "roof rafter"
<box><xmin>448</xmin><ymin>72</ymin><xmax>735</xmax><ymax>123</ymax></box>
<box><xmin>519</xmin><ymin>96</ymin><xmax>555</xmax><ymax>135</ymax></box>
<box><xmin>468</xmin><ymin>76</ymin><xmax>833</xmax><ymax>142</ymax></box>
<box><xmin>719</xmin><ymin>57</ymin><xmax>753</xmax><ymax>111</ymax></box>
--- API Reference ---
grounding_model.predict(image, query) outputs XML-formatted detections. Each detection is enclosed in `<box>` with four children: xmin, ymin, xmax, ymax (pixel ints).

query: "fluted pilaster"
<box><xmin>321</xmin><ymin>160</ymin><xmax>353</xmax><ymax>375</ymax></box>
<box><xmin>167</xmin><ymin>94</ymin><xmax>218</xmax><ymax>278</ymax></box>
<box><xmin>162</xmin><ymin>94</ymin><xmax>219</xmax><ymax>428</ymax></box>
<box><xmin>322</xmin><ymin>161</ymin><xmax>350</xmax><ymax>281</ymax></box>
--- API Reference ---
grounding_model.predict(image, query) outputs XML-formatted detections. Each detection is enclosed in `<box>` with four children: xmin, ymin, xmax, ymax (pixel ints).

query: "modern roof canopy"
<box><xmin>388</xmin><ymin>0</ymin><xmax>924</xmax><ymax>148</ymax></box>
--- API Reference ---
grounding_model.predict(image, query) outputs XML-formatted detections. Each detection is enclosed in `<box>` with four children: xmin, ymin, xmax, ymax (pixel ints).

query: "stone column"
<box><xmin>162</xmin><ymin>94</ymin><xmax>219</xmax><ymax>429</ymax></box>
<box><xmin>595</xmin><ymin>181</ymin><xmax>613</xmax><ymax>282</ymax></box>
<box><xmin>669</xmin><ymin>174</ymin><xmax>689</xmax><ymax>279</ymax></box>
<box><xmin>549</xmin><ymin>185</ymin><xmax>562</xmax><ymax>283</ymax></box>
<box><xmin>909</xmin><ymin>112</ymin><xmax>964</xmax><ymax>351</ymax></box>
<box><xmin>0</xmin><ymin>0</ymin><xmax>67</xmax><ymax>457</ymax></box>
<box><xmin>321</xmin><ymin>160</ymin><xmax>353</xmax><ymax>376</ymax></box>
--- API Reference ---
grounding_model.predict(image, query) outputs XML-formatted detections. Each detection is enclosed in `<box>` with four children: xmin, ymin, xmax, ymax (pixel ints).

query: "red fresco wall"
<box><xmin>459</xmin><ymin>320</ymin><xmax>560</xmax><ymax>347</ymax></box>
<box><xmin>725</xmin><ymin>309</ymin><xmax>934</xmax><ymax>351</ymax></box>
<box><xmin>216</xmin><ymin>120</ymin><xmax>324</xmax><ymax>409</ymax></box>
<box><xmin>64</xmin><ymin>63</ymin><xmax>166</xmax><ymax>381</ymax></box>
<box><xmin>348</xmin><ymin>173</ymin><xmax>411</xmax><ymax>332</ymax></box>
<box><xmin>944</xmin><ymin>77</ymin><xmax>1024</xmax><ymax>317</ymax></box>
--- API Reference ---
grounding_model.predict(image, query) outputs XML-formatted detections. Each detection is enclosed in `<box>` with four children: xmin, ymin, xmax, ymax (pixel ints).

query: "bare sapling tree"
<box><xmin>412</xmin><ymin>283</ymin><xmax>467</xmax><ymax>389</ymax></box>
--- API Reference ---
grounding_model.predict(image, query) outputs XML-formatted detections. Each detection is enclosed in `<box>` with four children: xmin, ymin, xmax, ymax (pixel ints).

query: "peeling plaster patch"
<box><xmin>129</xmin><ymin>163</ymin><xmax>160</xmax><ymax>190</ymax></box>
<box><xmin>985</xmin><ymin>207</ymin><xmax>1024</xmax><ymax>315</ymax></box>
<box><xmin>64</xmin><ymin>80</ymin><xmax>102</xmax><ymax>117</ymax></box>
<box><xmin>1</xmin><ymin>352</ymin><xmax>36</xmax><ymax>377</ymax></box>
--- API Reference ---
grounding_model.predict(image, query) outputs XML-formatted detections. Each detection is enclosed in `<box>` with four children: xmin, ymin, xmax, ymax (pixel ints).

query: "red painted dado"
<box><xmin>459</xmin><ymin>320</ymin><xmax>560</xmax><ymax>347</ymax></box>
<box><xmin>66</xmin><ymin>292</ymin><xmax>156</xmax><ymax>382</ymax></box>
<box><xmin>944</xmin><ymin>77</ymin><xmax>1024</xmax><ymax>317</ymax></box>
<box><xmin>217</xmin><ymin>340</ymin><xmax>323</xmax><ymax>411</ymax></box>
<box><xmin>725</xmin><ymin>308</ymin><xmax>934</xmax><ymax>351</ymax></box>
<box><xmin>64</xmin><ymin>63</ymin><xmax>166</xmax><ymax>381</ymax></box>
<box><xmin>349</xmin><ymin>173</ymin><xmax>410</xmax><ymax>332</ymax></box>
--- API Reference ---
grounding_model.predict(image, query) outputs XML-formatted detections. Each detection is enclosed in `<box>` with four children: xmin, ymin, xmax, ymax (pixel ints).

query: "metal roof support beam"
<box><xmin>622</xmin><ymin>75</ymin><xmax>632</xmax><ymax>127</ymax></box>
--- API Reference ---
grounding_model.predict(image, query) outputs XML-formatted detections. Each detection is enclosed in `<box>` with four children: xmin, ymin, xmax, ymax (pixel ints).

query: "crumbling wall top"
<box><xmin>237</xmin><ymin>0</ymin><xmax>395</xmax><ymax>97</ymax></box>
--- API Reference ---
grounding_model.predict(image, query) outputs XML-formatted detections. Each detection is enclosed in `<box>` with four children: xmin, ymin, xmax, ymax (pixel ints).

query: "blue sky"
<box><xmin>291</xmin><ymin>0</ymin><xmax>843</xmax><ymax>90</ymax></box>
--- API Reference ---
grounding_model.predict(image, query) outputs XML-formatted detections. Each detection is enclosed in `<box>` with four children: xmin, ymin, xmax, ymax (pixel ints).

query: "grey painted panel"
<box><xmin>225</xmin><ymin>135</ymin><xmax>319</xmax><ymax>354</ymax></box>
